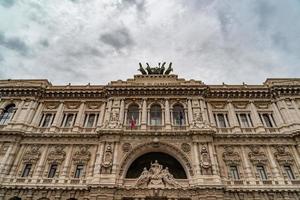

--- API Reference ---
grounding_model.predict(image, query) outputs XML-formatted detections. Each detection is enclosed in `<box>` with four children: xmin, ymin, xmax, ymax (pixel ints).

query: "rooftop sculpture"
<box><xmin>138</xmin><ymin>62</ymin><xmax>173</xmax><ymax>75</ymax></box>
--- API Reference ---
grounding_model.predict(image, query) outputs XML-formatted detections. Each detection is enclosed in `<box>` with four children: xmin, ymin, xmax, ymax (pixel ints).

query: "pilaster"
<box><xmin>141</xmin><ymin>98</ymin><xmax>147</xmax><ymax>130</ymax></box>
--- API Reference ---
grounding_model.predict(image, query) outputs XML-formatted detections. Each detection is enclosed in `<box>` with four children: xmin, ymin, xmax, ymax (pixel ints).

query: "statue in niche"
<box><xmin>107</xmin><ymin>109</ymin><xmax>121</xmax><ymax>129</ymax></box>
<box><xmin>191</xmin><ymin>110</ymin><xmax>205</xmax><ymax>129</ymax></box>
<box><xmin>101</xmin><ymin>144</ymin><xmax>113</xmax><ymax>174</ymax></box>
<box><xmin>135</xmin><ymin>160</ymin><xmax>181</xmax><ymax>188</ymax></box>
<box><xmin>200</xmin><ymin>146</ymin><xmax>212</xmax><ymax>175</ymax></box>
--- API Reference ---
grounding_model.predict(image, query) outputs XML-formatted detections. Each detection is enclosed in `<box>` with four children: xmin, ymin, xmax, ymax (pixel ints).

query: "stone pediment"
<box><xmin>109</xmin><ymin>74</ymin><xmax>204</xmax><ymax>87</ymax></box>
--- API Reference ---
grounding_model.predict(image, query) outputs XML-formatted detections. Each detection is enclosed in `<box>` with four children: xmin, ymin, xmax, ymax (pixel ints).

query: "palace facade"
<box><xmin>0</xmin><ymin>71</ymin><xmax>300</xmax><ymax>200</ymax></box>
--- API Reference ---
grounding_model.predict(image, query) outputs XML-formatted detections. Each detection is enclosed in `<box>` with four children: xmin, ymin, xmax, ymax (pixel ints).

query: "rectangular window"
<box><xmin>22</xmin><ymin>164</ymin><xmax>32</xmax><ymax>177</ymax></box>
<box><xmin>229</xmin><ymin>166</ymin><xmax>240</xmax><ymax>180</ymax></box>
<box><xmin>214</xmin><ymin>113</ymin><xmax>229</xmax><ymax>128</ymax></box>
<box><xmin>284</xmin><ymin>165</ymin><xmax>295</xmax><ymax>180</ymax></box>
<box><xmin>61</xmin><ymin>113</ymin><xmax>76</xmax><ymax>127</ymax></box>
<box><xmin>83</xmin><ymin>113</ymin><xmax>99</xmax><ymax>128</ymax></box>
<box><xmin>256</xmin><ymin>165</ymin><xmax>268</xmax><ymax>180</ymax></box>
<box><xmin>74</xmin><ymin>164</ymin><xmax>84</xmax><ymax>178</ymax></box>
<box><xmin>259</xmin><ymin>113</ymin><xmax>276</xmax><ymax>128</ymax></box>
<box><xmin>48</xmin><ymin>164</ymin><xmax>58</xmax><ymax>178</ymax></box>
<box><xmin>236</xmin><ymin>113</ymin><xmax>253</xmax><ymax>128</ymax></box>
<box><xmin>39</xmin><ymin>113</ymin><xmax>55</xmax><ymax>128</ymax></box>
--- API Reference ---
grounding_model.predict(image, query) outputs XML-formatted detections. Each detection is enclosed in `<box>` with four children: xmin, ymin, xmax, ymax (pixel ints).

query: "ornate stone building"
<box><xmin>0</xmin><ymin>69</ymin><xmax>300</xmax><ymax>200</ymax></box>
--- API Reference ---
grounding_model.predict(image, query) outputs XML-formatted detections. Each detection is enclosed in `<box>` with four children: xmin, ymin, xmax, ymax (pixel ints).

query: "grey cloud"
<box><xmin>121</xmin><ymin>0</ymin><xmax>145</xmax><ymax>11</ymax></box>
<box><xmin>39</xmin><ymin>39</ymin><xmax>49</xmax><ymax>47</ymax></box>
<box><xmin>0</xmin><ymin>32</ymin><xmax>29</xmax><ymax>56</ymax></box>
<box><xmin>0</xmin><ymin>0</ymin><xmax>16</xmax><ymax>8</ymax></box>
<box><xmin>67</xmin><ymin>46</ymin><xmax>103</xmax><ymax>58</ymax></box>
<box><xmin>100</xmin><ymin>28</ymin><xmax>134</xmax><ymax>50</ymax></box>
<box><xmin>254</xmin><ymin>1</ymin><xmax>275</xmax><ymax>29</ymax></box>
<box><xmin>0</xmin><ymin>54</ymin><xmax>3</xmax><ymax>62</ymax></box>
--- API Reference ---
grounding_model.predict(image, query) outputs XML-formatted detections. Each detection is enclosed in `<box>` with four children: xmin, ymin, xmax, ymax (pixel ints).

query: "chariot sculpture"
<box><xmin>138</xmin><ymin>62</ymin><xmax>173</xmax><ymax>75</ymax></box>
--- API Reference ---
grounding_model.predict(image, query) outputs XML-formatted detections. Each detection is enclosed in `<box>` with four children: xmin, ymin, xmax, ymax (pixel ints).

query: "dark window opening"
<box><xmin>126</xmin><ymin>152</ymin><xmax>187</xmax><ymax>179</ymax></box>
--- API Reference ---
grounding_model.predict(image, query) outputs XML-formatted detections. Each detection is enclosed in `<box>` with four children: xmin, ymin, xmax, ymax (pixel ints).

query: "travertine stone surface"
<box><xmin>0</xmin><ymin>75</ymin><xmax>300</xmax><ymax>200</ymax></box>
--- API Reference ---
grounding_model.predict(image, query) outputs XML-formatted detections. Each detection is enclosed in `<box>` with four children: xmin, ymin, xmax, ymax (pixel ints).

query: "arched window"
<box><xmin>172</xmin><ymin>104</ymin><xmax>185</xmax><ymax>125</ymax></box>
<box><xmin>127</xmin><ymin>104</ymin><xmax>139</xmax><ymax>126</ymax></box>
<box><xmin>0</xmin><ymin>104</ymin><xmax>15</xmax><ymax>125</ymax></box>
<box><xmin>150</xmin><ymin>104</ymin><xmax>162</xmax><ymax>125</ymax></box>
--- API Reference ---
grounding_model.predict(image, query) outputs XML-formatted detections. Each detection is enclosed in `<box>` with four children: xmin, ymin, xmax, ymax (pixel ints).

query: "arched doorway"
<box><xmin>9</xmin><ymin>197</ymin><xmax>21</xmax><ymax>200</ymax></box>
<box><xmin>126</xmin><ymin>152</ymin><xmax>187</xmax><ymax>179</ymax></box>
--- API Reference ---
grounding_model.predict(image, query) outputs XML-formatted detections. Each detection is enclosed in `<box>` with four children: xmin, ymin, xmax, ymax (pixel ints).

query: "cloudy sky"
<box><xmin>0</xmin><ymin>0</ymin><xmax>300</xmax><ymax>85</ymax></box>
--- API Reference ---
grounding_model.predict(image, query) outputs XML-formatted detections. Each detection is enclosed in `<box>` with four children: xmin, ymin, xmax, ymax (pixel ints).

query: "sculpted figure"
<box><xmin>135</xmin><ymin>160</ymin><xmax>181</xmax><ymax>188</ymax></box>
<box><xmin>136</xmin><ymin>167</ymin><xmax>150</xmax><ymax>186</ymax></box>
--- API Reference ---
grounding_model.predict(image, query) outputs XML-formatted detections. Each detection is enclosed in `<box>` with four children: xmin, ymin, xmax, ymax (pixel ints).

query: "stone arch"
<box><xmin>170</xmin><ymin>101</ymin><xmax>187</xmax><ymax>109</ymax></box>
<box><xmin>125</xmin><ymin>101</ymin><xmax>142</xmax><ymax>109</ymax></box>
<box><xmin>147</xmin><ymin>101</ymin><xmax>164</xmax><ymax>109</ymax></box>
<box><xmin>118</xmin><ymin>142</ymin><xmax>194</xmax><ymax>180</ymax></box>
<box><xmin>9</xmin><ymin>197</ymin><xmax>22</xmax><ymax>200</ymax></box>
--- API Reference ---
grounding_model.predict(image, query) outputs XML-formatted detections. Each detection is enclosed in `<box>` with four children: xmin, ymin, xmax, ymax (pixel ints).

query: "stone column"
<box><xmin>51</xmin><ymin>102</ymin><xmax>64</xmax><ymax>128</ymax></box>
<box><xmin>266</xmin><ymin>146</ymin><xmax>281</xmax><ymax>181</ymax></box>
<box><xmin>103</xmin><ymin>99</ymin><xmax>113</xmax><ymax>126</ymax></box>
<box><xmin>60</xmin><ymin>145</ymin><xmax>73</xmax><ymax>180</ymax></box>
<box><xmin>291</xmin><ymin>99</ymin><xmax>300</xmax><ymax>121</ymax></box>
<box><xmin>241</xmin><ymin>146</ymin><xmax>254</xmax><ymax>181</ymax></box>
<box><xmin>200</xmin><ymin>99</ymin><xmax>209</xmax><ymax>124</ymax></box>
<box><xmin>249</xmin><ymin>101</ymin><xmax>265</xmax><ymax>132</ymax></box>
<box><xmin>187</xmin><ymin>99</ymin><xmax>193</xmax><ymax>126</ymax></box>
<box><xmin>31</xmin><ymin>102</ymin><xmax>44</xmax><ymax>127</ymax></box>
<box><xmin>271</xmin><ymin>101</ymin><xmax>284</xmax><ymax>127</ymax></box>
<box><xmin>25</xmin><ymin>101</ymin><xmax>39</xmax><ymax>125</ymax></box>
<box><xmin>291</xmin><ymin>146</ymin><xmax>300</xmax><ymax>170</ymax></box>
<box><xmin>227</xmin><ymin>101</ymin><xmax>239</xmax><ymax>132</ymax></box>
<box><xmin>112</xmin><ymin>142</ymin><xmax>119</xmax><ymax>174</ymax></box>
<box><xmin>9</xmin><ymin>145</ymin><xmax>25</xmax><ymax>176</ymax></box>
<box><xmin>33</xmin><ymin>145</ymin><xmax>49</xmax><ymax>179</ymax></box>
<box><xmin>20</xmin><ymin>100</ymin><xmax>34</xmax><ymax>124</ymax></box>
<box><xmin>119</xmin><ymin>99</ymin><xmax>125</xmax><ymax>126</ymax></box>
<box><xmin>0</xmin><ymin>144</ymin><xmax>14</xmax><ymax>177</ymax></box>
<box><xmin>1</xmin><ymin>142</ymin><xmax>20</xmax><ymax>180</ymax></box>
<box><xmin>97</xmin><ymin>102</ymin><xmax>106</xmax><ymax>128</ymax></box>
<box><xmin>92</xmin><ymin>142</ymin><xmax>105</xmax><ymax>179</ymax></box>
<box><xmin>165</xmin><ymin>99</ymin><xmax>171</xmax><ymax>130</ymax></box>
<box><xmin>74</xmin><ymin>101</ymin><xmax>85</xmax><ymax>128</ymax></box>
<box><xmin>193</xmin><ymin>142</ymin><xmax>201</xmax><ymax>176</ymax></box>
<box><xmin>207</xmin><ymin>102</ymin><xmax>216</xmax><ymax>127</ymax></box>
<box><xmin>141</xmin><ymin>99</ymin><xmax>147</xmax><ymax>130</ymax></box>
<box><xmin>208</xmin><ymin>143</ymin><xmax>218</xmax><ymax>176</ymax></box>
<box><xmin>11</xmin><ymin>100</ymin><xmax>25</xmax><ymax>123</ymax></box>
<box><xmin>277</xmin><ymin>99</ymin><xmax>291</xmax><ymax>124</ymax></box>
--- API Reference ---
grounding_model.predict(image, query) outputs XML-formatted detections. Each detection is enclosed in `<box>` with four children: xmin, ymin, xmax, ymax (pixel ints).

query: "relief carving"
<box><xmin>101</xmin><ymin>143</ymin><xmax>113</xmax><ymax>174</ymax></box>
<box><xmin>122</xmin><ymin>143</ymin><xmax>132</xmax><ymax>153</ymax></box>
<box><xmin>199</xmin><ymin>146</ymin><xmax>212</xmax><ymax>175</ymax></box>
<box><xmin>191</xmin><ymin>109</ymin><xmax>209</xmax><ymax>129</ymax></box>
<box><xmin>181</xmin><ymin>143</ymin><xmax>191</xmax><ymax>153</ymax></box>
<box><xmin>22</xmin><ymin>145</ymin><xmax>41</xmax><ymax>163</ymax></box>
<box><xmin>222</xmin><ymin>146</ymin><xmax>241</xmax><ymax>166</ymax></box>
<box><xmin>47</xmin><ymin>145</ymin><xmax>66</xmax><ymax>164</ymax></box>
<box><xmin>274</xmin><ymin>145</ymin><xmax>294</xmax><ymax>165</ymax></box>
<box><xmin>135</xmin><ymin>160</ymin><xmax>181</xmax><ymax>188</ymax></box>
<box><xmin>107</xmin><ymin>109</ymin><xmax>121</xmax><ymax>129</ymax></box>
<box><xmin>72</xmin><ymin>145</ymin><xmax>91</xmax><ymax>164</ymax></box>
<box><xmin>248</xmin><ymin>145</ymin><xmax>268</xmax><ymax>165</ymax></box>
